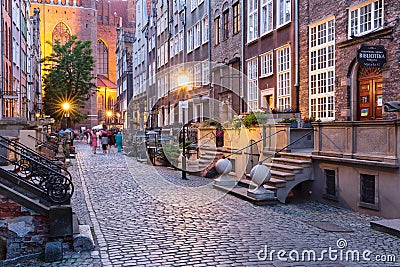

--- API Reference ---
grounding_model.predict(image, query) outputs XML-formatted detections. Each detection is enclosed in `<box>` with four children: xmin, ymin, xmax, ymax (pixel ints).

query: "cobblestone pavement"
<box><xmin>25</xmin><ymin>142</ymin><xmax>400</xmax><ymax>266</ymax></box>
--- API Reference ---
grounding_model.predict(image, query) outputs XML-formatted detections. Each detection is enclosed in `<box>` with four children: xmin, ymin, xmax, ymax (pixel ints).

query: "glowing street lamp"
<box><xmin>62</xmin><ymin>102</ymin><xmax>71</xmax><ymax>129</ymax></box>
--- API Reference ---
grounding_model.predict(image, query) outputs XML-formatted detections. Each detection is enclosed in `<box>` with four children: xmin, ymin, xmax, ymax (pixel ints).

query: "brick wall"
<box><xmin>0</xmin><ymin>195</ymin><xmax>49</xmax><ymax>260</ymax></box>
<box><xmin>299</xmin><ymin>0</ymin><xmax>400</xmax><ymax>121</ymax></box>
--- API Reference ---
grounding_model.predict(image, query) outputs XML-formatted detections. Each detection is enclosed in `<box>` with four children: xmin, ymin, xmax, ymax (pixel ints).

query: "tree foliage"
<box><xmin>42</xmin><ymin>35</ymin><xmax>96</xmax><ymax>123</ymax></box>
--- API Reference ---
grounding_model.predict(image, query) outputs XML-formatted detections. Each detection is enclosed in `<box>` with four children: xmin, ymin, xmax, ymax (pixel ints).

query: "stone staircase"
<box><xmin>186</xmin><ymin>143</ymin><xmax>224</xmax><ymax>175</ymax></box>
<box><xmin>243</xmin><ymin>151</ymin><xmax>313</xmax><ymax>203</ymax></box>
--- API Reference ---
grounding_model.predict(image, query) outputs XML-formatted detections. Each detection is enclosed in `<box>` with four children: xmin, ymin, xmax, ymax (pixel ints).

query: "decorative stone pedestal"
<box><xmin>247</xmin><ymin>164</ymin><xmax>274</xmax><ymax>200</ymax></box>
<box><xmin>213</xmin><ymin>158</ymin><xmax>237</xmax><ymax>187</ymax></box>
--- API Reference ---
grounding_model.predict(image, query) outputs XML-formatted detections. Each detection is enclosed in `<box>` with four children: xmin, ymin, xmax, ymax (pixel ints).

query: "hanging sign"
<box><xmin>357</xmin><ymin>45</ymin><xmax>387</xmax><ymax>68</ymax></box>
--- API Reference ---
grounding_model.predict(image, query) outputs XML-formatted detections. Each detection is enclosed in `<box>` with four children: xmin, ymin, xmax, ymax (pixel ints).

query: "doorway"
<box><xmin>357</xmin><ymin>67</ymin><xmax>382</xmax><ymax>121</ymax></box>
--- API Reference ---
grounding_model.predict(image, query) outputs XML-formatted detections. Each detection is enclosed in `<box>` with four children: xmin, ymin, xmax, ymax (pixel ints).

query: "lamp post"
<box><xmin>177</xmin><ymin>74</ymin><xmax>190</xmax><ymax>180</ymax></box>
<box><xmin>106</xmin><ymin>110</ymin><xmax>113</xmax><ymax>129</ymax></box>
<box><xmin>62</xmin><ymin>102</ymin><xmax>71</xmax><ymax>129</ymax></box>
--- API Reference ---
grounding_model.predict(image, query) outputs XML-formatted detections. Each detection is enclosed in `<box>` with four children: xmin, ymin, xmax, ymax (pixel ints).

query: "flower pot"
<box><xmin>302</xmin><ymin>122</ymin><xmax>313</xmax><ymax>128</ymax></box>
<box><xmin>290</xmin><ymin>121</ymin><xmax>298</xmax><ymax>128</ymax></box>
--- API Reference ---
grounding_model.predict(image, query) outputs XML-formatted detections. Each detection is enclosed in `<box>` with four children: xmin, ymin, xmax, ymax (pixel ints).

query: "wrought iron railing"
<box><xmin>28</xmin><ymin>134</ymin><xmax>58</xmax><ymax>153</ymax></box>
<box><xmin>0</xmin><ymin>139</ymin><xmax>74</xmax><ymax>203</ymax></box>
<box><xmin>259</xmin><ymin>129</ymin><xmax>315</xmax><ymax>164</ymax></box>
<box><xmin>0</xmin><ymin>136</ymin><xmax>68</xmax><ymax>172</ymax></box>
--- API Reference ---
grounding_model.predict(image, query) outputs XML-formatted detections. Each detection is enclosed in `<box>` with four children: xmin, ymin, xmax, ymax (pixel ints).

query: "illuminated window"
<box><xmin>52</xmin><ymin>22</ymin><xmax>71</xmax><ymax>45</ymax></box>
<box><xmin>97</xmin><ymin>40</ymin><xmax>108</xmax><ymax>75</ymax></box>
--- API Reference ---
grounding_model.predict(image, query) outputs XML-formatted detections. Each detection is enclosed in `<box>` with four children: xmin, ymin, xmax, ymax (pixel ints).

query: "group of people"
<box><xmin>85</xmin><ymin>129</ymin><xmax>123</xmax><ymax>155</ymax></box>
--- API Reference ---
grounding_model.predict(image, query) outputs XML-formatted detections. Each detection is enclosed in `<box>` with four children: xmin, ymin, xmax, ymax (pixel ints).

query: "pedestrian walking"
<box><xmin>115</xmin><ymin>131</ymin><xmax>123</xmax><ymax>152</ymax></box>
<box><xmin>91</xmin><ymin>130</ymin><xmax>98</xmax><ymax>154</ymax></box>
<box><xmin>101</xmin><ymin>133</ymin><xmax>109</xmax><ymax>154</ymax></box>
<box><xmin>108</xmin><ymin>131</ymin><xmax>116</xmax><ymax>156</ymax></box>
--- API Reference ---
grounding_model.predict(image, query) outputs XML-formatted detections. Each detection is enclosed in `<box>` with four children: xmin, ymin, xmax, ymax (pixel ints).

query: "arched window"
<box><xmin>52</xmin><ymin>22</ymin><xmax>71</xmax><ymax>45</ymax></box>
<box><xmin>97</xmin><ymin>95</ymin><xmax>104</xmax><ymax>110</ymax></box>
<box><xmin>97</xmin><ymin>40</ymin><xmax>108</xmax><ymax>75</ymax></box>
<box><xmin>107</xmin><ymin>96</ymin><xmax>114</xmax><ymax>110</ymax></box>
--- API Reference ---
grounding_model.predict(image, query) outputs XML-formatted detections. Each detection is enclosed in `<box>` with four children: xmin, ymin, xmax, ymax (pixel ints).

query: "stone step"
<box><xmin>212</xmin><ymin>184</ymin><xmax>277</xmax><ymax>205</ymax></box>
<box><xmin>266</xmin><ymin>177</ymin><xmax>286</xmax><ymax>188</ymax></box>
<box><xmin>263</xmin><ymin>162</ymin><xmax>304</xmax><ymax>174</ymax></box>
<box><xmin>270</xmin><ymin>170</ymin><xmax>295</xmax><ymax>181</ymax></box>
<box><xmin>272</xmin><ymin>157</ymin><xmax>312</xmax><ymax>167</ymax></box>
<box><xmin>238</xmin><ymin>178</ymin><xmax>277</xmax><ymax>192</ymax></box>
<box><xmin>278</xmin><ymin>152</ymin><xmax>312</xmax><ymax>162</ymax></box>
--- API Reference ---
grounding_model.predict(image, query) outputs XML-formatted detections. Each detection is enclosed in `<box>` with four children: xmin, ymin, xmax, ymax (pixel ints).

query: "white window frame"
<box><xmin>276</xmin><ymin>45</ymin><xmax>291</xmax><ymax>111</ymax></box>
<box><xmin>309</xmin><ymin>17</ymin><xmax>335</xmax><ymax>121</ymax></box>
<box><xmin>194</xmin><ymin>63</ymin><xmax>202</xmax><ymax>87</ymax></box>
<box><xmin>260</xmin><ymin>51</ymin><xmax>273</xmax><ymax>77</ymax></box>
<box><xmin>202</xmin><ymin>17</ymin><xmax>209</xmax><ymax>44</ymax></box>
<box><xmin>179</xmin><ymin>30</ymin><xmax>184</xmax><ymax>51</ymax></box>
<box><xmin>194</xmin><ymin>22</ymin><xmax>201</xmax><ymax>48</ymax></box>
<box><xmin>247</xmin><ymin>57</ymin><xmax>259</xmax><ymax>111</ymax></box>
<box><xmin>191</xmin><ymin>0</ymin><xmax>197</xmax><ymax>12</ymax></box>
<box><xmin>202</xmin><ymin>61</ymin><xmax>209</xmax><ymax>85</ymax></box>
<box><xmin>198</xmin><ymin>0</ymin><xmax>204</xmax><ymax>6</ymax></box>
<box><xmin>247</xmin><ymin>0</ymin><xmax>258</xmax><ymax>42</ymax></box>
<box><xmin>187</xmin><ymin>28</ymin><xmax>193</xmax><ymax>52</ymax></box>
<box><xmin>277</xmin><ymin>0</ymin><xmax>291</xmax><ymax>27</ymax></box>
<box><xmin>348</xmin><ymin>0</ymin><xmax>383</xmax><ymax>37</ymax></box>
<box><xmin>260</xmin><ymin>0</ymin><xmax>273</xmax><ymax>35</ymax></box>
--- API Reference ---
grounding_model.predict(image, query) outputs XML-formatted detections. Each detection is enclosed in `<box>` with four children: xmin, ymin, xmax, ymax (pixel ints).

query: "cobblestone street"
<box><xmin>29</xmin><ymin>143</ymin><xmax>400</xmax><ymax>266</ymax></box>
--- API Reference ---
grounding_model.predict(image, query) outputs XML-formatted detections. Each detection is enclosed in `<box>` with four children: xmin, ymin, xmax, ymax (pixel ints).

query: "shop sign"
<box><xmin>357</xmin><ymin>45</ymin><xmax>387</xmax><ymax>68</ymax></box>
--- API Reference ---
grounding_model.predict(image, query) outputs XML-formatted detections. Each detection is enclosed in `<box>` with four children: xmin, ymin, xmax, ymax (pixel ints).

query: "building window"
<box><xmin>247</xmin><ymin>58</ymin><xmax>258</xmax><ymax>111</ymax></box>
<box><xmin>194</xmin><ymin>64</ymin><xmax>202</xmax><ymax>87</ymax></box>
<box><xmin>247</xmin><ymin>0</ymin><xmax>258</xmax><ymax>42</ymax></box>
<box><xmin>191</xmin><ymin>0</ymin><xmax>197</xmax><ymax>12</ymax></box>
<box><xmin>349</xmin><ymin>0</ymin><xmax>383</xmax><ymax>37</ymax></box>
<box><xmin>194</xmin><ymin>22</ymin><xmax>201</xmax><ymax>48</ymax></box>
<box><xmin>360</xmin><ymin>173</ymin><xmax>375</xmax><ymax>204</ymax></box>
<box><xmin>277</xmin><ymin>45</ymin><xmax>290</xmax><ymax>110</ymax></box>
<box><xmin>202</xmin><ymin>61</ymin><xmax>209</xmax><ymax>85</ymax></box>
<box><xmin>260</xmin><ymin>51</ymin><xmax>273</xmax><ymax>77</ymax></box>
<box><xmin>277</xmin><ymin>0</ymin><xmax>291</xmax><ymax>27</ymax></box>
<box><xmin>215</xmin><ymin>17</ymin><xmax>221</xmax><ymax>45</ymax></box>
<box><xmin>325</xmin><ymin>169</ymin><xmax>336</xmax><ymax>197</ymax></box>
<box><xmin>52</xmin><ymin>22</ymin><xmax>71</xmax><ymax>45</ymax></box>
<box><xmin>97</xmin><ymin>39</ymin><xmax>108</xmax><ymax>75</ymax></box>
<box><xmin>233</xmin><ymin>2</ymin><xmax>240</xmax><ymax>34</ymax></box>
<box><xmin>179</xmin><ymin>30</ymin><xmax>184</xmax><ymax>51</ymax></box>
<box><xmin>187</xmin><ymin>28</ymin><xmax>194</xmax><ymax>52</ymax></box>
<box><xmin>222</xmin><ymin>9</ymin><xmax>229</xmax><ymax>40</ymax></box>
<box><xmin>309</xmin><ymin>18</ymin><xmax>335</xmax><ymax>120</ymax></box>
<box><xmin>202</xmin><ymin>17</ymin><xmax>209</xmax><ymax>44</ymax></box>
<box><xmin>261</xmin><ymin>0</ymin><xmax>273</xmax><ymax>35</ymax></box>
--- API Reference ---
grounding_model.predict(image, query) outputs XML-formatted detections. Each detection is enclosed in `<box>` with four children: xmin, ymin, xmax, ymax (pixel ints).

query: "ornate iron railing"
<box><xmin>28</xmin><ymin>134</ymin><xmax>58</xmax><ymax>153</ymax></box>
<box><xmin>0</xmin><ymin>135</ymin><xmax>68</xmax><ymax>172</ymax></box>
<box><xmin>0</xmin><ymin>138</ymin><xmax>74</xmax><ymax>203</ymax></box>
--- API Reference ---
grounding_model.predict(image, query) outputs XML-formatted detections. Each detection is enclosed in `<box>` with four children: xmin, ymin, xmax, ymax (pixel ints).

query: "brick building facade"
<box><xmin>30</xmin><ymin>0</ymin><xmax>135</xmax><ymax>129</ymax></box>
<box><xmin>299</xmin><ymin>0</ymin><xmax>400</xmax><ymax>121</ymax></box>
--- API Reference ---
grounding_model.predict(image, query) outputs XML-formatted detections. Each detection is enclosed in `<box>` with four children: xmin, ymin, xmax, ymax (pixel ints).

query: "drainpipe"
<box><xmin>294</xmin><ymin>0</ymin><xmax>300</xmax><ymax>113</ymax></box>
<box><xmin>240</xmin><ymin>0</ymin><xmax>245</xmax><ymax>114</ymax></box>
<box><xmin>1</xmin><ymin>2</ymin><xmax>4</xmax><ymax>119</ymax></box>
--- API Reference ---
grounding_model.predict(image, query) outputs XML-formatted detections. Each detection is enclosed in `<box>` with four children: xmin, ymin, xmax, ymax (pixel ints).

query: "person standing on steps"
<box><xmin>115</xmin><ymin>131</ymin><xmax>123</xmax><ymax>152</ymax></box>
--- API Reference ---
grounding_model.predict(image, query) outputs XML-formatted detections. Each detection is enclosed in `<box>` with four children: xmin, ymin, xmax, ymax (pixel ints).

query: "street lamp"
<box><xmin>62</xmin><ymin>102</ymin><xmax>71</xmax><ymax>129</ymax></box>
<box><xmin>177</xmin><ymin>73</ymin><xmax>189</xmax><ymax>180</ymax></box>
<box><xmin>106</xmin><ymin>110</ymin><xmax>113</xmax><ymax>128</ymax></box>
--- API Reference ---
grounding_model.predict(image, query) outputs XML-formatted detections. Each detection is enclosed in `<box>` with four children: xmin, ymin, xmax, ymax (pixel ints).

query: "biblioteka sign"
<box><xmin>357</xmin><ymin>45</ymin><xmax>387</xmax><ymax>68</ymax></box>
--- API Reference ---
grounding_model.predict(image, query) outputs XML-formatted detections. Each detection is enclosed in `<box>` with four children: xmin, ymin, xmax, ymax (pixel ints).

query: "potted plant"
<box><xmin>302</xmin><ymin>117</ymin><xmax>315</xmax><ymax>128</ymax></box>
<box><xmin>278</xmin><ymin>115</ymin><xmax>298</xmax><ymax>128</ymax></box>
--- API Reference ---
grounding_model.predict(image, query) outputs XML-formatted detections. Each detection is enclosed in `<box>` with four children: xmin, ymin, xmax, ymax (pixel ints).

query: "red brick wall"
<box><xmin>0</xmin><ymin>195</ymin><xmax>49</xmax><ymax>259</ymax></box>
<box><xmin>299</xmin><ymin>0</ymin><xmax>400</xmax><ymax>121</ymax></box>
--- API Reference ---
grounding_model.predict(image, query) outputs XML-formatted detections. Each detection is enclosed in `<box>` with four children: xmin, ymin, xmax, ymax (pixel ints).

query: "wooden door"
<box><xmin>358</xmin><ymin>70</ymin><xmax>382</xmax><ymax>121</ymax></box>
